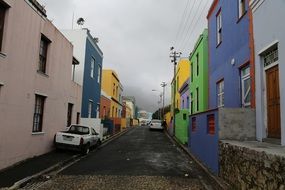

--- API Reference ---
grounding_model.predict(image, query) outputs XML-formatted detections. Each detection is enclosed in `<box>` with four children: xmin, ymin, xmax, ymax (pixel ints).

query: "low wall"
<box><xmin>220</xmin><ymin>142</ymin><xmax>285</xmax><ymax>189</ymax></box>
<box><xmin>81</xmin><ymin>118</ymin><xmax>103</xmax><ymax>140</ymax></box>
<box><xmin>189</xmin><ymin>109</ymin><xmax>219</xmax><ymax>174</ymax></box>
<box><xmin>219</xmin><ymin>108</ymin><xmax>256</xmax><ymax>141</ymax></box>
<box><xmin>175</xmin><ymin>110</ymin><xmax>189</xmax><ymax>144</ymax></box>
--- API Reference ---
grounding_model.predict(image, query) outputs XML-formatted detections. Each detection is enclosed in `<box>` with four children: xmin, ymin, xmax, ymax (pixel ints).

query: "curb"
<box><xmin>9</xmin><ymin>127</ymin><xmax>134</xmax><ymax>189</ymax></box>
<box><xmin>164</xmin><ymin>131</ymin><xmax>229</xmax><ymax>190</ymax></box>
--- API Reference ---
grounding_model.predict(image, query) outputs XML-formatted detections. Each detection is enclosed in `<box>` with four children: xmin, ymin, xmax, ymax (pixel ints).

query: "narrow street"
<box><xmin>22</xmin><ymin>127</ymin><xmax>220</xmax><ymax>190</ymax></box>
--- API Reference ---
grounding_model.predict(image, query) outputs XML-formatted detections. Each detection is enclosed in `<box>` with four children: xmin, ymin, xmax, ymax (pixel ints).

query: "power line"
<box><xmin>181</xmin><ymin>0</ymin><xmax>212</xmax><ymax>53</ymax></box>
<box><xmin>177</xmin><ymin>0</ymin><xmax>206</xmax><ymax>51</ymax></box>
<box><xmin>173</xmin><ymin>0</ymin><xmax>190</xmax><ymax>47</ymax></box>
<box><xmin>175</xmin><ymin>0</ymin><xmax>198</xmax><ymax>49</ymax></box>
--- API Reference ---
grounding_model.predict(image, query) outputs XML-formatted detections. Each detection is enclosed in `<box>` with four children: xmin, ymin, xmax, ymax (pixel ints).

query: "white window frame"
<box><xmin>90</xmin><ymin>58</ymin><xmax>95</xmax><ymax>78</ymax></box>
<box><xmin>217</xmin><ymin>80</ymin><xmax>224</xmax><ymax>107</ymax></box>
<box><xmin>216</xmin><ymin>11</ymin><xmax>222</xmax><ymax>45</ymax></box>
<box><xmin>97</xmin><ymin>65</ymin><xmax>101</xmax><ymax>83</ymax></box>
<box><xmin>241</xmin><ymin>66</ymin><xmax>251</xmax><ymax>107</ymax></box>
<box><xmin>96</xmin><ymin>104</ymin><xmax>100</xmax><ymax>118</ymax></box>
<box><xmin>88</xmin><ymin>100</ymin><xmax>93</xmax><ymax>118</ymax></box>
<box><xmin>238</xmin><ymin>0</ymin><xmax>246</xmax><ymax>19</ymax></box>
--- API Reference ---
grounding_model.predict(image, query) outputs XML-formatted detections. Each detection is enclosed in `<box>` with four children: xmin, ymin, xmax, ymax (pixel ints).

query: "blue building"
<box><xmin>189</xmin><ymin>0</ymin><xmax>255</xmax><ymax>174</ymax></box>
<box><xmin>62</xmin><ymin>29</ymin><xmax>103</xmax><ymax>120</ymax></box>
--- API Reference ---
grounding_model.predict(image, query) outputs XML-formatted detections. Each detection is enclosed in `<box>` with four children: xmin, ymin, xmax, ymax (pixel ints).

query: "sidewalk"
<box><xmin>0</xmin><ymin>151</ymin><xmax>76</xmax><ymax>188</ymax></box>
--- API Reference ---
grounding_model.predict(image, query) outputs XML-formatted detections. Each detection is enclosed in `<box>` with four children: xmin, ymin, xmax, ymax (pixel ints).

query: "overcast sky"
<box><xmin>38</xmin><ymin>0</ymin><xmax>212</xmax><ymax>113</ymax></box>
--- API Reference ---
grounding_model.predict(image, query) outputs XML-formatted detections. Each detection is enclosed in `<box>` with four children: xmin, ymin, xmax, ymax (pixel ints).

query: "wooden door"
<box><xmin>266</xmin><ymin>65</ymin><xmax>281</xmax><ymax>138</ymax></box>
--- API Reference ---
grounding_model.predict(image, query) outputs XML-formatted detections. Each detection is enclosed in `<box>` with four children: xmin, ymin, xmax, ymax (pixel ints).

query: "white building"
<box><xmin>250</xmin><ymin>0</ymin><xmax>285</xmax><ymax>145</ymax></box>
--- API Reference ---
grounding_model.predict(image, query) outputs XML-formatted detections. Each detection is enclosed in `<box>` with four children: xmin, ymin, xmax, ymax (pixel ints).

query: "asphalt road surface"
<box><xmin>21</xmin><ymin>126</ymin><xmax>220</xmax><ymax>190</ymax></box>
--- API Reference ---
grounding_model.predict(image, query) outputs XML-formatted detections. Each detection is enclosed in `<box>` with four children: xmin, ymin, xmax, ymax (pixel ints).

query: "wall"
<box><xmin>220</xmin><ymin>141</ymin><xmax>285</xmax><ymax>189</ymax></box>
<box><xmin>175</xmin><ymin>110</ymin><xmax>189</xmax><ymax>144</ymax></box>
<box><xmin>208</xmin><ymin>0</ymin><xmax>251</xmax><ymax>109</ymax></box>
<box><xmin>189</xmin><ymin>109</ymin><xmax>219</xmax><ymax>173</ymax></box>
<box><xmin>250</xmin><ymin>0</ymin><xmax>285</xmax><ymax>145</ymax></box>
<box><xmin>81</xmin><ymin>37</ymin><xmax>102</xmax><ymax>118</ymax></box>
<box><xmin>179</xmin><ymin>80</ymin><xmax>189</xmax><ymax>110</ymax></box>
<box><xmin>100</xmin><ymin>93</ymin><xmax>111</xmax><ymax>118</ymax></box>
<box><xmin>189</xmin><ymin>29</ymin><xmax>208</xmax><ymax>114</ymax></box>
<box><xmin>219</xmin><ymin>108</ymin><xmax>256</xmax><ymax>140</ymax></box>
<box><xmin>81</xmin><ymin>118</ymin><xmax>103</xmax><ymax>140</ymax></box>
<box><xmin>0</xmin><ymin>0</ymin><xmax>82</xmax><ymax>170</ymax></box>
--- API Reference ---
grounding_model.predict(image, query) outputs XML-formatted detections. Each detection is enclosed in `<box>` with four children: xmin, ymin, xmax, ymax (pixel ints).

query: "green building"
<box><xmin>189</xmin><ymin>29</ymin><xmax>208</xmax><ymax>114</ymax></box>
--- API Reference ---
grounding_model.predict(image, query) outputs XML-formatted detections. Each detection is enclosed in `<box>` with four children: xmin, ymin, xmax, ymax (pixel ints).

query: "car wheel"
<box><xmin>82</xmin><ymin>143</ymin><xmax>90</xmax><ymax>155</ymax></box>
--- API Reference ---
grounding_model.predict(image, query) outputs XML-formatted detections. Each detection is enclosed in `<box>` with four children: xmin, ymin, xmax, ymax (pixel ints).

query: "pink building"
<box><xmin>0</xmin><ymin>0</ymin><xmax>82</xmax><ymax>170</ymax></box>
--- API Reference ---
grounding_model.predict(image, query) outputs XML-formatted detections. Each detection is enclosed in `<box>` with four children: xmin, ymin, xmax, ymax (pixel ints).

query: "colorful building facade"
<box><xmin>100</xmin><ymin>90</ymin><xmax>111</xmax><ymax>119</ymax></box>
<box><xmin>188</xmin><ymin>0</ymin><xmax>254</xmax><ymax>174</ymax></box>
<box><xmin>250</xmin><ymin>0</ymin><xmax>285</xmax><ymax>145</ymax></box>
<box><xmin>62</xmin><ymin>29</ymin><xmax>103</xmax><ymax>119</ymax></box>
<box><xmin>101</xmin><ymin>70</ymin><xmax>123</xmax><ymax>118</ymax></box>
<box><xmin>189</xmin><ymin>29</ymin><xmax>208</xmax><ymax>114</ymax></box>
<box><xmin>0</xmin><ymin>0</ymin><xmax>82</xmax><ymax>170</ymax></box>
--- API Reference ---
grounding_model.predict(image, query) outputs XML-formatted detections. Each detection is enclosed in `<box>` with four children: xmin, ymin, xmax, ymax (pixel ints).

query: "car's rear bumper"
<box><xmin>54</xmin><ymin>142</ymin><xmax>83</xmax><ymax>151</ymax></box>
<box><xmin>149</xmin><ymin>126</ymin><xmax>163</xmax><ymax>130</ymax></box>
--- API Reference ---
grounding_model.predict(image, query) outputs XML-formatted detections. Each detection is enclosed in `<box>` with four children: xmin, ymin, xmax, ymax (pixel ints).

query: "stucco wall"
<box><xmin>208</xmin><ymin>0</ymin><xmax>251</xmax><ymax>109</ymax></box>
<box><xmin>174</xmin><ymin>109</ymin><xmax>189</xmax><ymax>144</ymax></box>
<box><xmin>251</xmin><ymin>0</ymin><xmax>285</xmax><ymax>145</ymax></box>
<box><xmin>189</xmin><ymin>110</ymin><xmax>219</xmax><ymax>174</ymax></box>
<box><xmin>219</xmin><ymin>108</ymin><xmax>256</xmax><ymax>141</ymax></box>
<box><xmin>189</xmin><ymin>29</ymin><xmax>208</xmax><ymax>114</ymax></box>
<box><xmin>0</xmin><ymin>0</ymin><xmax>82</xmax><ymax>170</ymax></box>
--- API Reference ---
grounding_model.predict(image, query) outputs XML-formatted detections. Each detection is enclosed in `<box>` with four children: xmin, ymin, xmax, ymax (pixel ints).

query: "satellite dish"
<box><xmin>77</xmin><ymin>17</ymin><xmax>85</xmax><ymax>26</ymax></box>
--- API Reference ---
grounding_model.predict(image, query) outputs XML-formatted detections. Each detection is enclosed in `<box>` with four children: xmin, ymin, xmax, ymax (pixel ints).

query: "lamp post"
<box><xmin>170</xmin><ymin>47</ymin><xmax>181</xmax><ymax>136</ymax></box>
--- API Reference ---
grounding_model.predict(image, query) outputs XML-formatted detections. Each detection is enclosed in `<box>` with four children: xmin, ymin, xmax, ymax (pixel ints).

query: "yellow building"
<box><xmin>102</xmin><ymin>69</ymin><xmax>123</xmax><ymax>118</ymax></box>
<box><xmin>171</xmin><ymin>58</ymin><xmax>190</xmax><ymax>111</ymax></box>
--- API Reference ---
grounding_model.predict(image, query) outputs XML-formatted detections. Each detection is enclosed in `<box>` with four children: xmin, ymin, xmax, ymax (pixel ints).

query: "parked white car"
<box><xmin>149</xmin><ymin>120</ymin><xmax>163</xmax><ymax>130</ymax></box>
<box><xmin>54</xmin><ymin>125</ymin><xmax>101</xmax><ymax>154</ymax></box>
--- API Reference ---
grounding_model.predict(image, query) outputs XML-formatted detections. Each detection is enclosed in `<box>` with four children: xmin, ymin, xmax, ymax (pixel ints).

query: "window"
<box><xmin>264</xmin><ymin>46</ymin><xmax>278</xmax><ymax>68</ymax></box>
<box><xmin>187</xmin><ymin>96</ymin><xmax>189</xmax><ymax>109</ymax></box>
<box><xmin>241</xmin><ymin>66</ymin><xmax>251</xmax><ymax>107</ymax></box>
<box><xmin>33</xmin><ymin>95</ymin><xmax>46</xmax><ymax>132</ymax></box>
<box><xmin>116</xmin><ymin>86</ymin><xmax>118</xmax><ymax>97</ymax></box>
<box><xmin>97</xmin><ymin>65</ymin><xmax>101</xmax><ymax>83</ymax></box>
<box><xmin>182</xmin><ymin>100</ymin><xmax>185</xmax><ymax>109</ymax></box>
<box><xmin>0</xmin><ymin>3</ymin><xmax>7</xmax><ymax>52</ymax></box>
<box><xmin>196</xmin><ymin>53</ymin><xmax>199</xmax><ymax>76</ymax></box>
<box><xmin>177</xmin><ymin>77</ymin><xmax>179</xmax><ymax>91</ymax></box>
<box><xmin>96</xmin><ymin>104</ymin><xmax>100</xmax><ymax>118</ymax></box>
<box><xmin>190</xmin><ymin>93</ymin><xmax>193</xmax><ymax>114</ymax></box>
<box><xmin>67</xmin><ymin>103</ymin><xmax>73</xmax><ymax>127</ymax></box>
<box><xmin>90</xmin><ymin>58</ymin><xmax>95</xmax><ymax>78</ymax></box>
<box><xmin>88</xmin><ymin>101</ymin><xmax>93</xmax><ymax>118</ymax></box>
<box><xmin>192</xmin><ymin>117</ymin><xmax>196</xmax><ymax>132</ymax></box>
<box><xmin>238</xmin><ymin>0</ymin><xmax>246</xmax><ymax>18</ymax></box>
<box><xmin>207</xmin><ymin>114</ymin><xmax>215</xmax><ymax>135</ymax></box>
<box><xmin>217</xmin><ymin>80</ymin><xmax>224</xmax><ymax>107</ymax></box>
<box><xmin>113</xmin><ymin>83</ymin><xmax>115</xmax><ymax>95</ymax></box>
<box><xmin>216</xmin><ymin>10</ymin><xmax>222</xmax><ymax>45</ymax></box>
<box><xmin>183</xmin><ymin>114</ymin><xmax>187</xmax><ymax>120</ymax></box>
<box><xmin>112</xmin><ymin>106</ymin><xmax>114</xmax><ymax>117</ymax></box>
<box><xmin>116</xmin><ymin>108</ymin><xmax>118</xmax><ymax>117</ymax></box>
<box><xmin>39</xmin><ymin>36</ymin><xmax>49</xmax><ymax>73</ymax></box>
<box><xmin>196</xmin><ymin>88</ymin><xmax>199</xmax><ymax>111</ymax></box>
<box><xmin>103</xmin><ymin>106</ymin><xmax>106</xmax><ymax>117</ymax></box>
<box><xmin>191</xmin><ymin>63</ymin><xmax>193</xmax><ymax>82</ymax></box>
<box><xmin>76</xmin><ymin>112</ymin><xmax>80</xmax><ymax>124</ymax></box>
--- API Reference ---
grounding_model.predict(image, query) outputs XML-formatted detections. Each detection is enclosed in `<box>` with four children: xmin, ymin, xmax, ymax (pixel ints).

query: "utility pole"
<box><xmin>170</xmin><ymin>47</ymin><xmax>181</xmax><ymax>136</ymax></box>
<box><xmin>161</xmin><ymin>82</ymin><xmax>167</xmax><ymax>120</ymax></box>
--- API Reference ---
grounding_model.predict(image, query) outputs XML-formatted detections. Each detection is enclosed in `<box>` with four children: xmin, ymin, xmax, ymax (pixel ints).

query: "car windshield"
<box><xmin>152</xmin><ymin>120</ymin><xmax>161</xmax><ymax>124</ymax></box>
<box><xmin>68</xmin><ymin>125</ymin><xmax>90</xmax><ymax>135</ymax></box>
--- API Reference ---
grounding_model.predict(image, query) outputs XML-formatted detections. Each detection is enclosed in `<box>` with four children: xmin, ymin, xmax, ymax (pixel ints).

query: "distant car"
<box><xmin>54</xmin><ymin>125</ymin><xmax>101</xmax><ymax>155</ymax></box>
<box><xmin>149</xmin><ymin>119</ymin><xmax>163</xmax><ymax>130</ymax></box>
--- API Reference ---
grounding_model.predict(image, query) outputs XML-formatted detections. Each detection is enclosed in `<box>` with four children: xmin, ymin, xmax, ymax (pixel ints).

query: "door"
<box><xmin>266</xmin><ymin>65</ymin><xmax>281</xmax><ymax>138</ymax></box>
